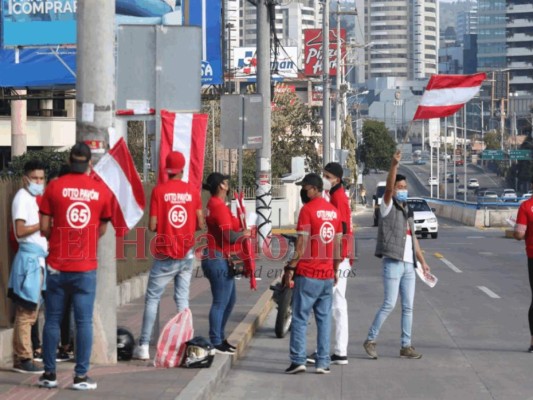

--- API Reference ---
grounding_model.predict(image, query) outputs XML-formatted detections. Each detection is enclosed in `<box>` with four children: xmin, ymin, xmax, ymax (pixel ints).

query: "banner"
<box><xmin>1</xmin><ymin>0</ymin><xmax>77</xmax><ymax>46</ymax></box>
<box><xmin>187</xmin><ymin>0</ymin><xmax>223</xmax><ymax>85</ymax></box>
<box><xmin>304</xmin><ymin>28</ymin><xmax>346</xmax><ymax>77</ymax></box>
<box><xmin>234</xmin><ymin>47</ymin><xmax>298</xmax><ymax>80</ymax></box>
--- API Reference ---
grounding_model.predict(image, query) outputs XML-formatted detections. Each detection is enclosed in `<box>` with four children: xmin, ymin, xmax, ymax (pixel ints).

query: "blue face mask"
<box><xmin>27</xmin><ymin>181</ymin><xmax>44</xmax><ymax>196</ymax></box>
<box><xmin>396</xmin><ymin>190</ymin><xmax>408</xmax><ymax>203</ymax></box>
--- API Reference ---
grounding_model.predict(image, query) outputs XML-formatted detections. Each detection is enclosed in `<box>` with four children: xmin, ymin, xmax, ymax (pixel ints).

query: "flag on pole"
<box><xmin>159</xmin><ymin>110</ymin><xmax>208</xmax><ymax>190</ymax></box>
<box><xmin>413</xmin><ymin>73</ymin><xmax>486</xmax><ymax>120</ymax></box>
<box><xmin>93</xmin><ymin>137</ymin><xmax>146</xmax><ymax>237</ymax></box>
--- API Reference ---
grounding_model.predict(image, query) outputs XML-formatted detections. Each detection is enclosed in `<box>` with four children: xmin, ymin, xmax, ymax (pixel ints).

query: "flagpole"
<box><xmin>444</xmin><ymin>117</ymin><xmax>448</xmax><ymax>200</ymax></box>
<box><xmin>453</xmin><ymin>115</ymin><xmax>457</xmax><ymax>201</ymax></box>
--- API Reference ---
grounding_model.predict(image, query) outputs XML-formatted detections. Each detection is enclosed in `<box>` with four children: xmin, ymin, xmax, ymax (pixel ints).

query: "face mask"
<box><xmin>28</xmin><ymin>181</ymin><xmax>44</xmax><ymax>196</ymax></box>
<box><xmin>300</xmin><ymin>188</ymin><xmax>310</xmax><ymax>204</ymax></box>
<box><xmin>396</xmin><ymin>190</ymin><xmax>408</xmax><ymax>203</ymax></box>
<box><xmin>322</xmin><ymin>177</ymin><xmax>332</xmax><ymax>192</ymax></box>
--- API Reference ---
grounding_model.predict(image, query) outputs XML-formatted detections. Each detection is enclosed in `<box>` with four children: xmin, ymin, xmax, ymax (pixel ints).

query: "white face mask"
<box><xmin>322</xmin><ymin>177</ymin><xmax>332</xmax><ymax>191</ymax></box>
<box><xmin>27</xmin><ymin>181</ymin><xmax>44</xmax><ymax>196</ymax></box>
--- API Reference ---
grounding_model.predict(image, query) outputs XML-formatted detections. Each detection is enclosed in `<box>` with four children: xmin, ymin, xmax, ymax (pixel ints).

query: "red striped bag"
<box><xmin>154</xmin><ymin>308</ymin><xmax>194</xmax><ymax>368</ymax></box>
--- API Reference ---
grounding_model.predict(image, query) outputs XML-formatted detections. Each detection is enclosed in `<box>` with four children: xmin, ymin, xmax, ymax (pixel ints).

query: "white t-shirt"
<box><xmin>380</xmin><ymin>199</ymin><xmax>414</xmax><ymax>263</ymax></box>
<box><xmin>12</xmin><ymin>188</ymin><xmax>48</xmax><ymax>252</ymax></box>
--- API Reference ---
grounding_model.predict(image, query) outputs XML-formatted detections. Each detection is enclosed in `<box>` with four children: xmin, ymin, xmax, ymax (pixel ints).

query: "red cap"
<box><xmin>166</xmin><ymin>151</ymin><xmax>186</xmax><ymax>174</ymax></box>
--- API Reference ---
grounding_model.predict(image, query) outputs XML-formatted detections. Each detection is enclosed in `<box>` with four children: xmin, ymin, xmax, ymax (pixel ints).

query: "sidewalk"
<box><xmin>0</xmin><ymin>257</ymin><xmax>283</xmax><ymax>400</ymax></box>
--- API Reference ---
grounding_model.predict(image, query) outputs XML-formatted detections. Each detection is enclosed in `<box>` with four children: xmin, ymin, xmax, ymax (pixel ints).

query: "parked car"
<box><xmin>521</xmin><ymin>192</ymin><xmax>533</xmax><ymax>203</ymax></box>
<box><xmin>439</xmin><ymin>153</ymin><xmax>451</xmax><ymax>161</ymax></box>
<box><xmin>501</xmin><ymin>188</ymin><xmax>517</xmax><ymax>202</ymax></box>
<box><xmin>428</xmin><ymin>176</ymin><xmax>438</xmax><ymax>186</ymax></box>
<box><xmin>407</xmin><ymin>198</ymin><xmax>438</xmax><ymax>239</ymax></box>
<box><xmin>456</xmin><ymin>184</ymin><xmax>466</xmax><ymax>195</ymax></box>
<box><xmin>467</xmin><ymin>178</ymin><xmax>480</xmax><ymax>189</ymax></box>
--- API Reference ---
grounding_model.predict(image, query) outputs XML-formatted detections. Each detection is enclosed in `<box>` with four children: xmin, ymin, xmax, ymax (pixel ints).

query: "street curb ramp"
<box><xmin>175</xmin><ymin>284</ymin><xmax>275</xmax><ymax>400</ymax></box>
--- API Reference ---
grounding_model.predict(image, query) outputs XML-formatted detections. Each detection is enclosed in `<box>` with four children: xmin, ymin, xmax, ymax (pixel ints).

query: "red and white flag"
<box><xmin>159</xmin><ymin>110</ymin><xmax>208</xmax><ymax>190</ymax></box>
<box><xmin>93</xmin><ymin>137</ymin><xmax>146</xmax><ymax>237</ymax></box>
<box><xmin>413</xmin><ymin>73</ymin><xmax>486</xmax><ymax>120</ymax></box>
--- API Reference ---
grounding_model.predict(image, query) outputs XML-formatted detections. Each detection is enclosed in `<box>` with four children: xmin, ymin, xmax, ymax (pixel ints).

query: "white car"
<box><xmin>501</xmin><ymin>188</ymin><xmax>517</xmax><ymax>202</ymax></box>
<box><xmin>428</xmin><ymin>176</ymin><xmax>438</xmax><ymax>186</ymax></box>
<box><xmin>467</xmin><ymin>178</ymin><xmax>479</xmax><ymax>189</ymax></box>
<box><xmin>521</xmin><ymin>192</ymin><xmax>533</xmax><ymax>203</ymax></box>
<box><xmin>407</xmin><ymin>198</ymin><xmax>438</xmax><ymax>239</ymax></box>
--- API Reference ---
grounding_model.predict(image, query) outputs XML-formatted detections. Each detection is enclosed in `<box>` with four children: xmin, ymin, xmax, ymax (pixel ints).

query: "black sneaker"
<box><xmin>285</xmin><ymin>363</ymin><xmax>306</xmax><ymax>374</ymax></box>
<box><xmin>306</xmin><ymin>352</ymin><xmax>317</xmax><ymax>365</ymax></box>
<box><xmin>33</xmin><ymin>350</ymin><xmax>43</xmax><ymax>363</ymax></box>
<box><xmin>214</xmin><ymin>343</ymin><xmax>235</xmax><ymax>355</ymax></box>
<box><xmin>315</xmin><ymin>366</ymin><xmax>331</xmax><ymax>374</ymax></box>
<box><xmin>56</xmin><ymin>350</ymin><xmax>73</xmax><ymax>362</ymax></box>
<box><xmin>331</xmin><ymin>354</ymin><xmax>348</xmax><ymax>365</ymax></box>
<box><xmin>72</xmin><ymin>375</ymin><xmax>97</xmax><ymax>390</ymax></box>
<box><xmin>38</xmin><ymin>372</ymin><xmax>58</xmax><ymax>388</ymax></box>
<box><xmin>12</xmin><ymin>359</ymin><xmax>44</xmax><ymax>374</ymax></box>
<box><xmin>528</xmin><ymin>345</ymin><xmax>533</xmax><ymax>353</ymax></box>
<box><xmin>223</xmin><ymin>339</ymin><xmax>236</xmax><ymax>351</ymax></box>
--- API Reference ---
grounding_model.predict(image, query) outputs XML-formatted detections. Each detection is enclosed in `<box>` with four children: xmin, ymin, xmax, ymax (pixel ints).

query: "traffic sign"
<box><xmin>508</xmin><ymin>149</ymin><xmax>532</xmax><ymax>161</ymax></box>
<box><xmin>481</xmin><ymin>150</ymin><xmax>505</xmax><ymax>160</ymax></box>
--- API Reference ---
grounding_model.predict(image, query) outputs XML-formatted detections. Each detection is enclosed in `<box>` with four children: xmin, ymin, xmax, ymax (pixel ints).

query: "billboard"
<box><xmin>233</xmin><ymin>46</ymin><xmax>298</xmax><ymax>80</ymax></box>
<box><xmin>187</xmin><ymin>0</ymin><xmax>222</xmax><ymax>85</ymax></box>
<box><xmin>1</xmin><ymin>0</ymin><xmax>77</xmax><ymax>46</ymax></box>
<box><xmin>304</xmin><ymin>28</ymin><xmax>346</xmax><ymax>77</ymax></box>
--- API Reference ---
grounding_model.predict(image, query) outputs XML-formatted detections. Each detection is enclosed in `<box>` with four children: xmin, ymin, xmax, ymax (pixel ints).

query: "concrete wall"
<box><xmin>428</xmin><ymin>200</ymin><xmax>516</xmax><ymax>228</ymax></box>
<box><xmin>0</xmin><ymin>117</ymin><xmax>75</xmax><ymax>147</ymax></box>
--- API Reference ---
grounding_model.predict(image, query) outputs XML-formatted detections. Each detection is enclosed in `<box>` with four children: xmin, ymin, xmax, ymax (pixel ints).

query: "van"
<box><xmin>373</xmin><ymin>181</ymin><xmax>387</xmax><ymax>226</ymax></box>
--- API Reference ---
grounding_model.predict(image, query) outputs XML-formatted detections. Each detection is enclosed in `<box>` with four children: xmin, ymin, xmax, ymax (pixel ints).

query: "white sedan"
<box><xmin>407</xmin><ymin>198</ymin><xmax>438</xmax><ymax>239</ymax></box>
<box><xmin>428</xmin><ymin>177</ymin><xmax>438</xmax><ymax>186</ymax></box>
<box><xmin>467</xmin><ymin>178</ymin><xmax>479</xmax><ymax>189</ymax></box>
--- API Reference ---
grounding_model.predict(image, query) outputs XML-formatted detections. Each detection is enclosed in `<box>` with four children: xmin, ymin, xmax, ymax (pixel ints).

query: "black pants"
<box><xmin>527</xmin><ymin>258</ymin><xmax>533</xmax><ymax>336</ymax></box>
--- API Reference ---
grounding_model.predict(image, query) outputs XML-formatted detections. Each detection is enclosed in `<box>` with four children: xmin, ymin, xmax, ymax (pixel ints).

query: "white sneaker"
<box><xmin>132</xmin><ymin>344</ymin><xmax>150</xmax><ymax>360</ymax></box>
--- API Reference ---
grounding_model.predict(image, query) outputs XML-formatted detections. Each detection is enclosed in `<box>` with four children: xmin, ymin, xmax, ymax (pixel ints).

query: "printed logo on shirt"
<box><xmin>168</xmin><ymin>205</ymin><xmax>188</xmax><ymax>228</ymax></box>
<box><xmin>164</xmin><ymin>193</ymin><xmax>192</xmax><ymax>203</ymax></box>
<box><xmin>316</xmin><ymin>210</ymin><xmax>338</xmax><ymax>220</ymax></box>
<box><xmin>319</xmin><ymin>221</ymin><xmax>335</xmax><ymax>243</ymax></box>
<box><xmin>62</xmin><ymin>188</ymin><xmax>100</xmax><ymax>201</ymax></box>
<box><xmin>66</xmin><ymin>202</ymin><xmax>91</xmax><ymax>229</ymax></box>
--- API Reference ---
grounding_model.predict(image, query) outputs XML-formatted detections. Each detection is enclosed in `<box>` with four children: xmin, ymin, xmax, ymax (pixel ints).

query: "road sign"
<box><xmin>508</xmin><ymin>149</ymin><xmax>532</xmax><ymax>161</ymax></box>
<box><xmin>481</xmin><ymin>150</ymin><xmax>505</xmax><ymax>160</ymax></box>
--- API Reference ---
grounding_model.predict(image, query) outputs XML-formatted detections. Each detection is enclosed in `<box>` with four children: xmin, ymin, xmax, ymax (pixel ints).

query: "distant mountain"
<box><xmin>439</xmin><ymin>0</ymin><xmax>476</xmax><ymax>33</ymax></box>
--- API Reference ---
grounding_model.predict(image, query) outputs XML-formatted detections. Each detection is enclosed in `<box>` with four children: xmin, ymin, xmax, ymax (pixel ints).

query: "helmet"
<box><xmin>117</xmin><ymin>327</ymin><xmax>134</xmax><ymax>361</ymax></box>
<box><xmin>183</xmin><ymin>336</ymin><xmax>215</xmax><ymax>368</ymax></box>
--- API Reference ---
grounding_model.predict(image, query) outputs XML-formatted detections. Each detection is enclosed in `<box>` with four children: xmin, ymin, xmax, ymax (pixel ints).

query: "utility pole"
<box><xmin>256</xmin><ymin>0</ymin><xmax>272</xmax><ymax>251</ymax></box>
<box><xmin>76</xmin><ymin>0</ymin><xmax>116</xmax><ymax>364</ymax></box>
<box><xmin>11</xmin><ymin>89</ymin><xmax>27</xmax><ymax>156</ymax></box>
<box><xmin>322</xmin><ymin>0</ymin><xmax>331</xmax><ymax>165</ymax></box>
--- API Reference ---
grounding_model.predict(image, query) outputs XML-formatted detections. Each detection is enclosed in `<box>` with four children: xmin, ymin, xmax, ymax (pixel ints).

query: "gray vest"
<box><xmin>375</xmin><ymin>198</ymin><xmax>417</xmax><ymax>264</ymax></box>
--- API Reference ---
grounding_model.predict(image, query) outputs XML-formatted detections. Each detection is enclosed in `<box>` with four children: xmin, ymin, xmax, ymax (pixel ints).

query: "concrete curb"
<box><xmin>175</xmin><ymin>285</ymin><xmax>275</xmax><ymax>400</ymax></box>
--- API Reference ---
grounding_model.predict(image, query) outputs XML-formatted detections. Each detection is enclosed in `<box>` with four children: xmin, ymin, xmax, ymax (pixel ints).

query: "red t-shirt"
<box><xmin>329</xmin><ymin>185</ymin><xmax>353</xmax><ymax>259</ymax></box>
<box><xmin>40</xmin><ymin>173</ymin><xmax>112</xmax><ymax>272</ymax></box>
<box><xmin>516</xmin><ymin>199</ymin><xmax>533</xmax><ymax>257</ymax></box>
<box><xmin>150</xmin><ymin>180</ymin><xmax>201</xmax><ymax>259</ymax></box>
<box><xmin>205</xmin><ymin>196</ymin><xmax>240</xmax><ymax>254</ymax></box>
<box><xmin>296</xmin><ymin>196</ymin><xmax>342</xmax><ymax>280</ymax></box>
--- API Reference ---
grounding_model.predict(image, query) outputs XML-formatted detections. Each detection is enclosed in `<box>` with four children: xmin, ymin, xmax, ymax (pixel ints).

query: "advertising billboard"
<box><xmin>187</xmin><ymin>0</ymin><xmax>222</xmax><ymax>85</ymax></box>
<box><xmin>304</xmin><ymin>28</ymin><xmax>346</xmax><ymax>77</ymax></box>
<box><xmin>1</xmin><ymin>0</ymin><xmax>77</xmax><ymax>46</ymax></box>
<box><xmin>233</xmin><ymin>46</ymin><xmax>298</xmax><ymax>81</ymax></box>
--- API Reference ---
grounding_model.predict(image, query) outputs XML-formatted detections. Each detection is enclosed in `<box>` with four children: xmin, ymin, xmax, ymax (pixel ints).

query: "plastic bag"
<box><xmin>154</xmin><ymin>307</ymin><xmax>194</xmax><ymax>368</ymax></box>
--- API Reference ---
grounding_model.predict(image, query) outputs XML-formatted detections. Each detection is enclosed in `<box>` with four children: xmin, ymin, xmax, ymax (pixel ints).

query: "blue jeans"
<box><xmin>43</xmin><ymin>269</ymin><xmax>96</xmax><ymax>376</ymax></box>
<box><xmin>201</xmin><ymin>251</ymin><xmax>235</xmax><ymax>346</ymax></box>
<box><xmin>290</xmin><ymin>275</ymin><xmax>333</xmax><ymax>369</ymax></box>
<box><xmin>367</xmin><ymin>257</ymin><xmax>416</xmax><ymax>348</ymax></box>
<box><xmin>139</xmin><ymin>254</ymin><xmax>194</xmax><ymax>345</ymax></box>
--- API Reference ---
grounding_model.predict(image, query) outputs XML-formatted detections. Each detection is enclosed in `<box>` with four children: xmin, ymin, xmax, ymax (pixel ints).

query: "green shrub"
<box><xmin>2</xmin><ymin>148</ymin><xmax>70</xmax><ymax>179</ymax></box>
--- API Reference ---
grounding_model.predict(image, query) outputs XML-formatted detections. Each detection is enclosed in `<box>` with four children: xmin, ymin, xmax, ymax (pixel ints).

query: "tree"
<box><xmin>359</xmin><ymin>120</ymin><xmax>396</xmax><ymax>173</ymax></box>
<box><xmin>342</xmin><ymin>114</ymin><xmax>357</xmax><ymax>185</ymax></box>
<box><xmin>271</xmin><ymin>90</ymin><xmax>322</xmax><ymax>178</ymax></box>
<box><xmin>483</xmin><ymin>130</ymin><xmax>500</xmax><ymax>150</ymax></box>
<box><xmin>3</xmin><ymin>148</ymin><xmax>69</xmax><ymax>178</ymax></box>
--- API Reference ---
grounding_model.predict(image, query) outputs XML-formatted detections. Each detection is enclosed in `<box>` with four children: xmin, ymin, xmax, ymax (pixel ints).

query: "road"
<box><xmin>215</xmin><ymin>208</ymin><xmax>533</xmax><ymax>400</ymax></box>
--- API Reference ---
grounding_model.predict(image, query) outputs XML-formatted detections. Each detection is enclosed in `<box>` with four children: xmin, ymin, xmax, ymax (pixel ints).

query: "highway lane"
<box><xmin>215</xmin><ymin>208</ymin><xmax>533</xmax><ymax>400</ymax></box>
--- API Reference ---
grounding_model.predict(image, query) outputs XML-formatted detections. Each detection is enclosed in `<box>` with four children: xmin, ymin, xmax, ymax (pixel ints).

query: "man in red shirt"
<box><xmin>38</xmin><ymin>142</ymin><xmax>112</xmax><ymax>391</ymax></box>
<box><xmin>133</xmin><ymin>151</ymin><xmax>204</xmax><ymax>360</ymax></box>
<box><xmin>322</xmin><ymin>162</ymin><xmax>354</xmax><ymax>365</ymax></box>
<box><xmin>283</xmin><ymin>173</ymin><xmax>342</xmax><ymax>374</ymax></box>
<box><xmin>513</xmin><ymin>185</ymin><xmax>533</xmax><ymax>353</ymax></box>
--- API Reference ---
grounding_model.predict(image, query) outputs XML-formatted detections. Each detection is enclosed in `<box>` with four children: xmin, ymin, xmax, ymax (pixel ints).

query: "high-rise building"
<box><xmin>456</xmin><ymin>6</ymin><xmax>478</xmax><ymax>44</ymax></box>
<box><xmin>476</xmin><ymin>0</ymin><xmax>506</xmax><ymax>71</ymax></box>
<box><xmin>364</xmin><ymin>0</ymin><xmax>438</xmax><ymax>80</ymax></box>
<box><xmin>506</xmin><ymin>0</ymin><xmax>533</xmax><ymax>96</ymax></box>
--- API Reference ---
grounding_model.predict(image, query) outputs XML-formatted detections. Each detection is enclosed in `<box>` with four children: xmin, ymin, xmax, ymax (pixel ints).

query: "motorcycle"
<box><xmin>270</xmin><ymin>234</ymin><xmax>296</xmax><ymax>338</ymax></box>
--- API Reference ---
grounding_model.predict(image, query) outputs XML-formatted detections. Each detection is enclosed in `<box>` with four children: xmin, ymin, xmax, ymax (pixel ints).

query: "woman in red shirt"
<box><xmin>202</xmin><ymin>173</ymin><xmax>249</xmax><ymax>354</ymax></box>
